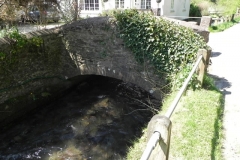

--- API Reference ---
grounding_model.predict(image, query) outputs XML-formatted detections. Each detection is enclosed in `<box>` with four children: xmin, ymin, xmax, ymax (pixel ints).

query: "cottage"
<box><xmin>79</xmin><ymin>0</ymin><xmax>190</xmax><ymax>20</ymax></box>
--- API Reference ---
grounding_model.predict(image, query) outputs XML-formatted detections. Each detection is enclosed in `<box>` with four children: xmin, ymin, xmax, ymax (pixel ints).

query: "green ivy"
<box><xmin>113</xmin><ymin>9</ymin><xmax>207</xmax><ymax>75</ymax></box>
<box><xmin>0</xmin><ymin>27</ymin><xmax>43</xmax><ymax>65</ymax></box>
<box><xmin>169</xmin><ymin>64</ymin><xmax>201</xmax><ymax>91</ymax></box>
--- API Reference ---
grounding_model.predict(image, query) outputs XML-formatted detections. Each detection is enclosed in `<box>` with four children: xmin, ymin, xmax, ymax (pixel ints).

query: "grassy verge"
<box><xmin>126</xmin><ymin>75</ymin><xmax>224</xmax><ymax>159</ymax></box>
<box><xmin>209</xmin><ymin>16</ymin><xmax>240</xmax><ymax>32</ymax></box>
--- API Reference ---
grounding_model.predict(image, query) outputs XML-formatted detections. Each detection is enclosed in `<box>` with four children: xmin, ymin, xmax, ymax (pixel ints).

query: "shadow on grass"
<box><xmin>203</xmin><ymin>74</ymin><xmax>229</xmax><ymax>159</ymax></box>
<box><xmin>211</xmin><ymin>26</ymin><xmax>218</xmax><ymax>30</ymax></box>
<box><xmin>211</xmin><ymin>90</ymin><xmax>224</xmax><ymax>159</ymax></box>
<box><xmin>206</xmin><ymin>74</ymin><xmax>232</xmax><ymax>91</ymax></box>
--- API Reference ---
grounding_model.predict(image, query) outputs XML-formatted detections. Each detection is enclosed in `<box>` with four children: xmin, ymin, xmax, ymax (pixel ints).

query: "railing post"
<box><xmin>197</xmin><ymin>49</ymin><xmax>210</xmax><ymax>86</ymax></box>
<box><xmin>146</xmin><ymin>114</ymin><xmax>172</xmax><ymax>160</ymax></box>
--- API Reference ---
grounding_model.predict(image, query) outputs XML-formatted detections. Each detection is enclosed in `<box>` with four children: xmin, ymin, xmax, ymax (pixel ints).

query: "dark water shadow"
<box><xmin>0</xmin><ymin>75</ymin><xmax>161</xmax><ymax>160</ymax></box>
<box><xmin>206</xmin><ymin>74</ymin><xmax>230</xmax><ymax>159</ymax></box>
<box><xmin>211</xmin><ymin>91</ymin><xmax>225</xmax><ymax>160</ymax></box>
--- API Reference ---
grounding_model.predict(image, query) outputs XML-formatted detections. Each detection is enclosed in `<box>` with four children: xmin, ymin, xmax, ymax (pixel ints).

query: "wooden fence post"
<box><xmin>197</xmin><ymin>49</ymin><xmax>210</xmax><ymax>86</ymax></box>
<box><xmin>146</xmin><ymin>115</ymin><xmax>172</xmax><ymax>160</ymax></box>
<box><xmin>206</xmin><ymin>48</ymin><xmax>212</xmax><ymax>71</ymax></box>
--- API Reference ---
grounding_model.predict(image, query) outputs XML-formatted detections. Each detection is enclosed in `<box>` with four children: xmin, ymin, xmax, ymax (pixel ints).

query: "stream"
<box><xmin>0</xmin><ymin>75</ymin><xmax>160</xmax><ymax>160</ymax></box>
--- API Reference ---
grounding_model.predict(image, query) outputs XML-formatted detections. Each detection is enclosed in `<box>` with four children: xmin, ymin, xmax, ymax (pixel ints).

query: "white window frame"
<box><xmin>115</xmin><ymin>0</ymin><xmax>124</xmax><ymax>9</ymax></box>
<box><xmin>171</xmin><ymin>0</ymin><xmax>174</xmax><ymax>12</ymax></box>
<box><xmin>81</xmin><ymin>0</ymin><xmax>99</xmax><ymax>11</ymax></box>
<box><xmin>140</xmin><ymin>0</ymin><xmax>151</xmax><ymax>9</ymax></box>
<box><xmin>183</xmin><ymin>0</ymin><xmax>186</xmax><ymax>11</ymax></box>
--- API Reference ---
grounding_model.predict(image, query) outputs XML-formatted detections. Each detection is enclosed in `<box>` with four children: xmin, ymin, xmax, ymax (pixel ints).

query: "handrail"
<box><xmin>165</xmin><ymin>54</ymin><xmax>203</xmax><ymax>118</ymax></box>
<box><xmin>140</xmin><ymin>131</ymin><xmax>161</xmax><ymax>160</ymax></box>
<box><xmin>163</xmin><ymin>16</ymin><xmax>202</xmax><ymax>19</ymax></box>
<box><xmin>140</xmin><ymin>53</ymin><xmax>205</xmax><ymax>160</ymax></box>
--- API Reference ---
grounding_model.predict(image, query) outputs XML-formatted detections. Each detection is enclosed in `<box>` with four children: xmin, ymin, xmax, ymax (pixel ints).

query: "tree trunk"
<box><xmin>231</xmin><ymin>14</ymin><xmax>235</xmax><ymax>22</ymax></box>
<box><xmin>73</xmin><ymin>0</ymin><xmax>78</xmax><ymax>21</ymax></box>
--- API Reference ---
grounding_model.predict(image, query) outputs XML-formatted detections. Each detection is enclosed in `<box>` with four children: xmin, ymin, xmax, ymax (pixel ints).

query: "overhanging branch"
<box><xmin>0</xmin><ymin>0</ymin><xmax>6</xmax><ymax>8</ymax></box>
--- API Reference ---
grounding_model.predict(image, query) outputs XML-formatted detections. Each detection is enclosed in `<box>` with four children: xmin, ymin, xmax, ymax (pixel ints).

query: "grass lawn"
<box><xmin>126</xmin><ymin>75</ymin><xmax>224</xmax><ymax>160</ymax></box>
<box><xmin>168</xmin><ymin>89</ymin><xmax>224</xmax><ymax>159</ymax></box>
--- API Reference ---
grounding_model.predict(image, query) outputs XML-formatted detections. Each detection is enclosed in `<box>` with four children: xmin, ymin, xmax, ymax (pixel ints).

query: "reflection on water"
<box><xmin>0</xmin><ymin>76</ymin><xmax>160</xmax><ymax>160</ymax></box>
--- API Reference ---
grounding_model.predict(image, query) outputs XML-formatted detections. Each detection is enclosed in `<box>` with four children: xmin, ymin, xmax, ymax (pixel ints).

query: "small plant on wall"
<box><xmin>0</xmin><ymin>27</ymin><xmax>43</xmax><ymax>69</ymax></box>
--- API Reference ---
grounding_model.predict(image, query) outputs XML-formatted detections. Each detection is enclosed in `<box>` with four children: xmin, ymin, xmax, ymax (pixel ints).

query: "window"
<box><xmin>135</xmin><ymin>0</ymin><xmax>138</xmax><ymax>7</ymax></box>
<box><xmin>141</xmin><ymin>0</ymin><xmax>151</xmax><ymax>9</ymax></box>
<box><xmin>115</xmin><ymin>0</ymin><xmax>124</xmax><ymax>9</ymax></box>
<box><xmin>171</xmin><ymin>0</ymin><xmax>174</xmax><ymax>10</ymax></box>
<box><xmin>81</xmin><ymin>0</ymin><xmax>99</xmax><ymax>10</ymax></box>
<box><xmin>183</xmin><ymin>0</ymin><xmax>186</xmax><ymax>10</ymax></box>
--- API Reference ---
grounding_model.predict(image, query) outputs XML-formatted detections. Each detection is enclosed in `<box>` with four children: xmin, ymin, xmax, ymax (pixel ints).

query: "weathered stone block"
<box><xmin>200</xmin><ymin>16</ymin><xmax>212</xmax><ymax>29</ymax></box>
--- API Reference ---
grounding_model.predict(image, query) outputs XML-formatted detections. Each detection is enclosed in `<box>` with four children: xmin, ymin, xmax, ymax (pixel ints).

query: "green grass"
<box><xmin>126</xmin><ymin>75</ymin><xmax>224</xmax><ymax>159</ymax></box>
<box><xmin>169</xmin><ymin>89</ymin><xmax>224</xmax><ymax>159</ymax></box>
<box><xmin>209</xmin><ymin>16</ymin><xmax>240</xmax><ymax>32</ymax></box>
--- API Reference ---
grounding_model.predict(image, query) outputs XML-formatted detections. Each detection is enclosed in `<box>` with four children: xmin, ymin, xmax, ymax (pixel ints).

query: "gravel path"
<box><xmin>208</xmin><ymin>23</ymin><xmax>240</xmax><ymax>159</ymax></box>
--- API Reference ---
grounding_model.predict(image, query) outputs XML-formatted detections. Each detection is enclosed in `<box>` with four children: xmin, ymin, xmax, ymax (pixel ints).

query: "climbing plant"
<box><xmin>113</xmin><ymin>9</ymin><xmax>207</xmax><ymax>75</ymax></box>
<box><xmin>0</xmin><ymin>27</ymin><xmax>43</xmax><ymax>67</ymax></box>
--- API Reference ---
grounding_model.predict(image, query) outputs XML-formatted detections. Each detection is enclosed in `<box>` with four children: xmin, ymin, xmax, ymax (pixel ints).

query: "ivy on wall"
<box><xmin>0</xmin><ymin>27</ymin><xmax>43</xmax><ymax>70</ymax></box>
<box><xmin>113</xmin><ymin>9</ymin><xmax>207</xmax><ymax>75</ymax></box>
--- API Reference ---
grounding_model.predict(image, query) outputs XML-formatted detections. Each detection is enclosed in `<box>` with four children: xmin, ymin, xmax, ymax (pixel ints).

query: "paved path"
<box><xmin>208</xmin><ymin>23</ymin><xmax>240</xmax><ymax>159</ymax></box>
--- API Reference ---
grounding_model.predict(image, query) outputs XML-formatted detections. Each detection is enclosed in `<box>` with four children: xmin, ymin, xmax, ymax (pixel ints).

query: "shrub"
<box><xmin>189</xmin><ymin>3</ymin><xmax>202</xmax><ymax>17</ymax></box>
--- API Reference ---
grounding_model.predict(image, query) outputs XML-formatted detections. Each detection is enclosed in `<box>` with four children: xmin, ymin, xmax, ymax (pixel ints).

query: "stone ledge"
<box><xmin>161</xmin><ymin>17</ymin><xmax>210</xmax><ymax>43</ymax></box>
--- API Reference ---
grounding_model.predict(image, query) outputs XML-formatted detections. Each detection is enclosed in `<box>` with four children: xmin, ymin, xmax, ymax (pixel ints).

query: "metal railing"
<box><xmin>165</xmin><ymin>54</ymin><xmax>203</xmax><ymax>118</ymax></box>
<box><xmin>163</xmin><ymin>16</ymin><xmax>202</xmax><ymax>19</ymax></box>
<box><xmin>141</xmin><ymin>49</ymin><xmax>210</xmax><ymax>160</ymax></box>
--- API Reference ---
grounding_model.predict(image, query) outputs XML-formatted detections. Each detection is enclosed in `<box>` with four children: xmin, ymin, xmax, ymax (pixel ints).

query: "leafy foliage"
<box><xmin>170</xmin><ymin>64</ymin><xmax>201</xmax><ymax>91</ymax></box>
<box><xmin>209</xmin><ymin>16</ymin><xmax>240</xmax><ymax>32</ymax></box>
<box><xmin>113</xmin><ymin>9</ymin><xmax>207</xmax><ymax>75</ymax></box>
<box><xmin>218</xmin><ymin>0</ymin><xmax>240</xmax><ymax>15</ymax></box>
<box><xmin>0</xmin><ymin>27</ymin><xmax>43</xmax><ymax>66</ymax></box>
<box><xmin>189</xmin><ymin>3</ymin><xmax>202</xmax><ymax>17</ymax></box>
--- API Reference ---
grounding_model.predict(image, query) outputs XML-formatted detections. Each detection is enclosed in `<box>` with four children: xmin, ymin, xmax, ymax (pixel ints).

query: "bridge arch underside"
<box><xmin>61</xmin><ymin>17</ymin><xmax>164</xmax><ymax>100</ymax></box>
<box><xmin>65</xmin><ymin>59</ymin><xmax>163</xmax><ymax>101</ymax></box>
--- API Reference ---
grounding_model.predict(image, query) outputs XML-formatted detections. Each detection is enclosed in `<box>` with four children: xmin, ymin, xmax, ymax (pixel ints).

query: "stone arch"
<box><xmin>59</xmin><ymin>17</ymin><xmax>164</xmax><ymax>99</ymax></box>
<box><xmin>0</xmin><ymin>17</ymin><xmax>165</xmax><ymax>127</ymax></box>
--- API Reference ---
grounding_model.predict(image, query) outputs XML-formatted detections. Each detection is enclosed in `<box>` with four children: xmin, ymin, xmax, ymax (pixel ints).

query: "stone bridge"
<box><xmin>59</xmin><ymin>17</ymin><xmax>163</xmax><ymax>98</ymax></box>
<box><xmin>0</xmin><ymin>17</ymin><xmax>164</xmax><ymax>126</ymax></box>
<box><xmin>0</xmin><ymin>16</ymin><xmax>209</xmax><ymax>126</ymax></box>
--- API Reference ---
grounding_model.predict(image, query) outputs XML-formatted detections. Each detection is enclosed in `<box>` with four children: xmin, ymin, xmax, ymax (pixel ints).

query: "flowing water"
<box><xmin>0</xmin><ymin>75</ymin><xmax>160</xmax><ymax>160</ymax></box>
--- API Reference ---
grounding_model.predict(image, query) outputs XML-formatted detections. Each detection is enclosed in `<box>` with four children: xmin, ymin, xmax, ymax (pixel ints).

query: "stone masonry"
<box><xmin>0</xmin><ymin>16</ymin><xmax>209</xmax><ymax>127</ymax></box>
<box><xmin>0</xmin><ymin>17</ymin><xmax>163</xmax><ymax>127</ymax></box>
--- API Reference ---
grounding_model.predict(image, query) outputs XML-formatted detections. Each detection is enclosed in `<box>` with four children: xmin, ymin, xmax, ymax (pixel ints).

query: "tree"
<box><xmin>218</xmin><ymin>0</ymin><xmax>240</xmax><ymax>15</ymax></box>
<box><xmin>56</xmin><ymin>0</ymin><xmax>81</xmax><ymax>23</ymax></box>
<box><xmin>0</xmin><ymin>0</ymin><xmax>22</xmax><ymax>24</ymax></box>
<box><xmin>0</xmin><ymin>0</ymin><xmax>81</xmax><ymax>25</ymax></box>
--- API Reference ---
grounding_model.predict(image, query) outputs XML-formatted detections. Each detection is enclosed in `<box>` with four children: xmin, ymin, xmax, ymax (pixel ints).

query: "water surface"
<box><xmin>0</xmin><ymin>76</ymin><xmax>160</xmax><ymax>160</ymax></box>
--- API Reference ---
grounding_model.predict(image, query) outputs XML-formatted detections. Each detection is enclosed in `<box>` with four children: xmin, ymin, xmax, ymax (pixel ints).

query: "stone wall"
<box><xmin>0</xmin><ymin>28</ymin><xmax>88</xmax><ymax>127</ymax></box>
<box><xmin>0</xmin><ymin>17</ymin><xmax>164</xmax><ymax>127</ymax></box>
